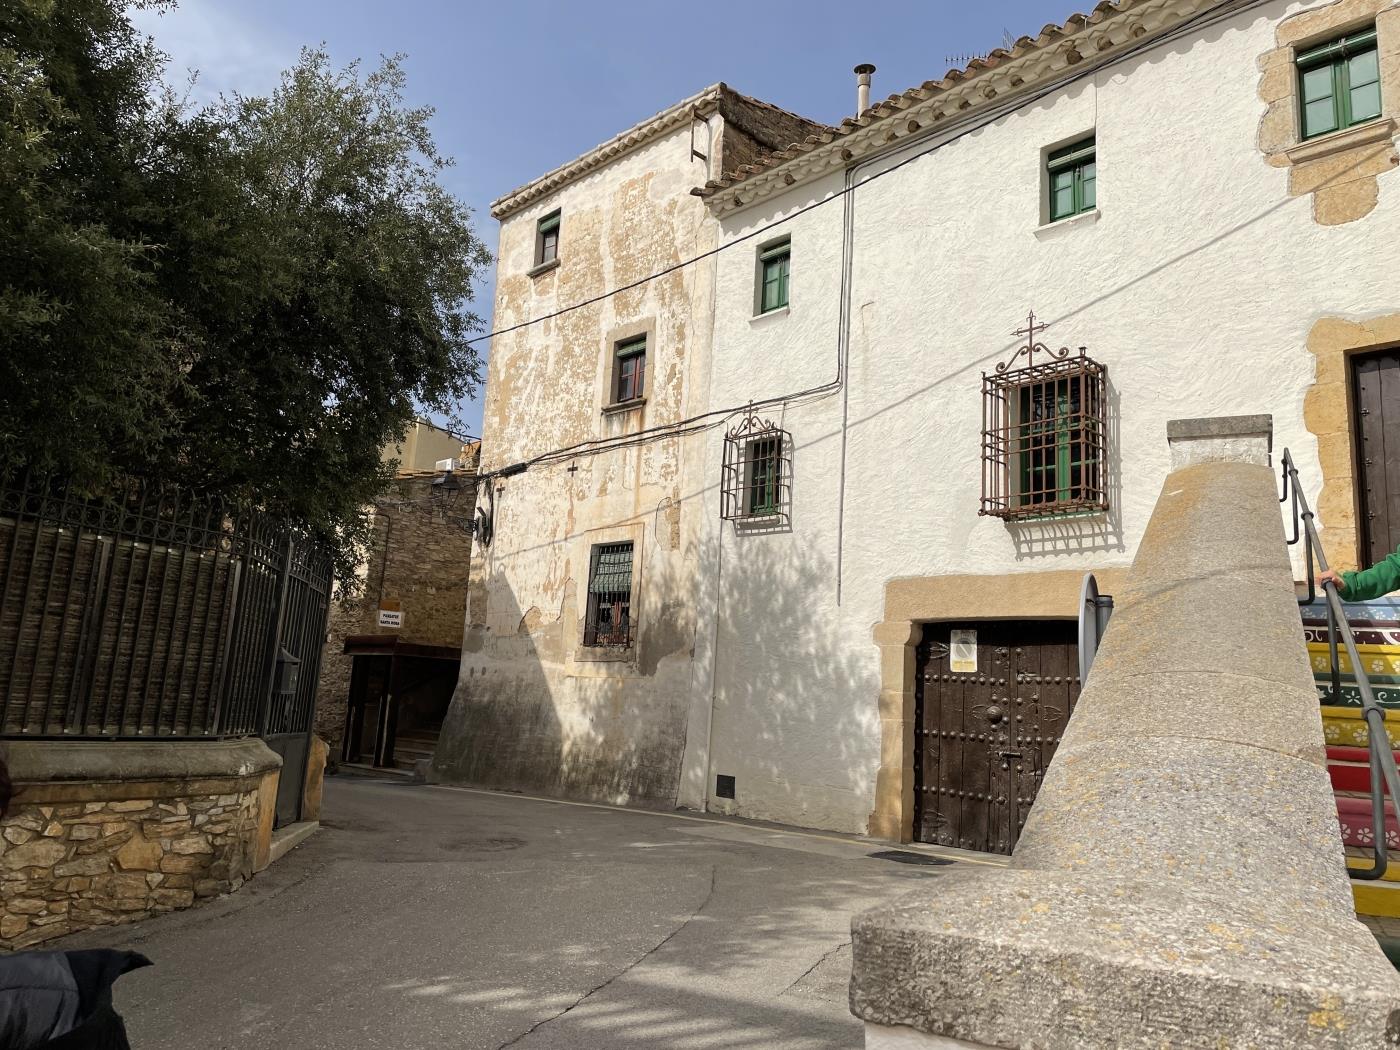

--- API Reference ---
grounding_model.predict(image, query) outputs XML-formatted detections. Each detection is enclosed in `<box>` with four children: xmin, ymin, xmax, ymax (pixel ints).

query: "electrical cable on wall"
<box><xmin>471</xmin><ymin>0</ymin><xmax>1266</xmax><ymax>486</ymax></box>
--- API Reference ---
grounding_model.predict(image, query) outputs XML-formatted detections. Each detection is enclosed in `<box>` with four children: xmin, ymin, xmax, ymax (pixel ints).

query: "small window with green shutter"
<box><xmin>1297</xmin><ymin>27</ymin><xmax>1382</xmax><ymax>141</ymax></box>
<box><xmin>1046</xmin><ymin>136</ymin><xmax>1096</xmax><ymax>223</ymax></box>
<box><xmin>756</xmin><ymin>238</ymin><xmax>790</xmax><ymax>314</ymax></box>
<box><xmin>535</xmin><ymin>209</ymin><xmax>561</xmax><ymax>266</ymax></box>
<box><xmin>612</xmin><ymin>335</ymin><xmax>646</xmax><ymax>404</ymax></box>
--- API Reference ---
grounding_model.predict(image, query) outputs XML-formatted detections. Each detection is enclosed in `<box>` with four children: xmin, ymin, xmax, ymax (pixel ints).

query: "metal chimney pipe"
<box><xmin>854</xmin><ymin>63</ymin><xmax>876</xmax><ymax>115</ymax></box>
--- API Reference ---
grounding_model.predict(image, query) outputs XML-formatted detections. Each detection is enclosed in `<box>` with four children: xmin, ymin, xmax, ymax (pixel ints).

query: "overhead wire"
<box><xmin>471</xmin><ymin>0</ymin><xmax>1267</xmax><ymax>484</ymax></box>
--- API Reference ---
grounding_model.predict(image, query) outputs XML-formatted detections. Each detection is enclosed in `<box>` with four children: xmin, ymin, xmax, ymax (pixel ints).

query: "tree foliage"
<box><xmin>0</xmin><ymin>0</ymin><xmax>489</xmax><ymax>578</ymax></box>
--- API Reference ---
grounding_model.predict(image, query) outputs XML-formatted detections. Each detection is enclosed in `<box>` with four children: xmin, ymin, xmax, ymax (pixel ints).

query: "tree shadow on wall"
<box><xmin>696</xmin><ymin>528</ymin><xmax>881</xmax><ymax>833</ymax></box>
<box><xmin>430</xmin><ymin>511</ymin><xmax>879</xmax><ymax>836</ymax></box>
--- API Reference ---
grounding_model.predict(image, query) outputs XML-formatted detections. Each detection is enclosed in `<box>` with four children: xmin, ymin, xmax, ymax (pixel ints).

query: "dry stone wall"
<box><xmin>0</xmin><ymin>785</ymin><xmax>260</xmax><ymax>950</ymax></box>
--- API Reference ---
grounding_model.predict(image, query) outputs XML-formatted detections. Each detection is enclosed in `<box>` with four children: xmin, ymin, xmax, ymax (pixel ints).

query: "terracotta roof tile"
<box><xmin>697</xmin><ymin>0</ymin><xmax>1216</xmax><ymax>207</ymax></box>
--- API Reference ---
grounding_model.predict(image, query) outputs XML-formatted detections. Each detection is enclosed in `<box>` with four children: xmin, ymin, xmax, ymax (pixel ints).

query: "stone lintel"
<box><xmin>1166</xmin><ymin>414</ymin><xmax>1273</xmax><ymax>470</ymax></box>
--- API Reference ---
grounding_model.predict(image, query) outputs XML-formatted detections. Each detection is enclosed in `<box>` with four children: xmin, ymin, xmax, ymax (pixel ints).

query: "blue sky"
<box><xmin>132</xmin><ymin>0</ymin><xmax>1084</xmax><ymax>437</ymax></box>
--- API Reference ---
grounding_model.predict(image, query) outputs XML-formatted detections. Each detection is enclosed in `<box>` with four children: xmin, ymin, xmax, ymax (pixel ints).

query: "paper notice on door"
<box><xmin>949</xmin><ymin>630</ymin><xmax>977</xmax><ymax>673</ymax></box>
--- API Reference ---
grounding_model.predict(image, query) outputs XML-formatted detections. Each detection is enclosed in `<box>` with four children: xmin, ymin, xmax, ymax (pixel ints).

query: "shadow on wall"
<box><xmin>702</xmin><ymin>531</ymin><xmax>880</xmax><ymax>831</ymax></box>
<box><xmin>1006</xmin><ymin>379</ymin><xmax>1126</xmax><ymax>559</ymax></box>
<box><xmin>431</xmin><ymin>521</ymin><xmax>880</xmax><ymax>830</ymax></box>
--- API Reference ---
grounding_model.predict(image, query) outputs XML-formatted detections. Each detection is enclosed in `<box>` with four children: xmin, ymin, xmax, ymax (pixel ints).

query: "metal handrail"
<box><xmin>1281</xmin><ymin>448</ymin><xmax>1400</xmax><ymax>880</ymax></box>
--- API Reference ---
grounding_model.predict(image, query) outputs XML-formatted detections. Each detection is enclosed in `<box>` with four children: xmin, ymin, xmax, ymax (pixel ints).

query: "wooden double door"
<box><xmin>913</xmin><ymin>621</ymin><xmax>1080</xmax><ymax>855</ymax></box>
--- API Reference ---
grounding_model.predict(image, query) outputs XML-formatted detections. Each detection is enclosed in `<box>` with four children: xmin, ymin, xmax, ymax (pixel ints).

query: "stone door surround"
<box><xmin>869</xmin><ymin>567</ymin><xmax>1129</xmax><ymax>842</ymax></box>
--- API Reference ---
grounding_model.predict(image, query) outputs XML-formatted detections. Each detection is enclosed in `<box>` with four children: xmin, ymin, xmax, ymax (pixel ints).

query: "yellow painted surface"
<box><xmin>1346</xmin><ymin>856</ymin><xmax>1400</xmax><ymax>883</ymax></box>
<box><xmin>1321</xmin><ymin>704</ymin><xmax>1400</xmax><ymax>749</ymax></box>
<box><xmin>1308</xmin><ymin>644</ymin><xmax>1400</xmax><ymax>678</ymax></box>
<box><xmin>1353</xmin><ymin>880</ymin><xmax>1400</xmax><ymax>917</ymax></box>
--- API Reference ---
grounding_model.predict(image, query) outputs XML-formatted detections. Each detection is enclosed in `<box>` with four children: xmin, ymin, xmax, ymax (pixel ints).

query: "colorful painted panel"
<box><xmin>1320</xmin><ymin>704</ymin><xmax>1400</xmax><ymax>749</ymax></box>
<box><xmin>1302</xmin><ymin>597</ymin><xmax>1400</xmax><ymax>708</ymax></box>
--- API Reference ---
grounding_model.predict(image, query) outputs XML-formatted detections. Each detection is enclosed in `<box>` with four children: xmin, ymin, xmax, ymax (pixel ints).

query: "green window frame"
<box><xmin>744</xmin><ymin>436</ymin><xmax>783</xmax><ymax>516</ymax></box>
<box><xmin>1046</xmin><ymin>136</ymin><xmax>1096</xmax><ymax>223</ymax></box>
<box><xmin>536</xmin><ymin>210</ymin><xmax>561</xmax><ymax>266</ymax></box>
<box><xmin>1017</xmin><ymin>378</ymin><xmax>1094</xmax><ymax>509</ymax></box>
<box><xmin>613</xmin><ymin>335</ymin><xmax>646</xmax><ymax>404</ymax></box>
<box><xmin>758</xmin><ymin>239</ymin><xmax>790</xmax><ymax>314</ymax></box>
<box><xmin>1297</xmin><ymin>27</ymin><xmax>1382</xmax><ymax>140</ymax></box>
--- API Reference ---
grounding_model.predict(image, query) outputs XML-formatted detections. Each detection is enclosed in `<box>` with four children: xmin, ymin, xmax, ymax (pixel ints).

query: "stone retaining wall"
<box><xmin>0</xmin><ymin>738</ymin><xmax>279</xmax><ymax>951</ymax></box>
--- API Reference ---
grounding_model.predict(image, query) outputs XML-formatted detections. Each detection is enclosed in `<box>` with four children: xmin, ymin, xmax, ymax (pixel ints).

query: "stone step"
<box><xmin>1321</xmin><ymin>704</ymin><xmax>1400</xmax><ymax>750</ymax></box>
<box><xmin>1335</xmin><ymin>794</ymin><xmax>1400</xmax><ymax>851</ymax></box>
<box><xmin>1346</xmin><ymin>843</ymin><xmax>1400</xmax><ymax>882</ymax></box>
<box><xmin>1354</xmin><ymin>878</ymin><xmax>1400</xmax><ymax>918</ymax></box>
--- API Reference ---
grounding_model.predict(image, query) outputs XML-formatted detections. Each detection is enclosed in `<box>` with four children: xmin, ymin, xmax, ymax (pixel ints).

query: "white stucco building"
<box><xmin>441</xmin><ymin>0</ymin><xmax>1400</xmax><ymax>850</ymax></box>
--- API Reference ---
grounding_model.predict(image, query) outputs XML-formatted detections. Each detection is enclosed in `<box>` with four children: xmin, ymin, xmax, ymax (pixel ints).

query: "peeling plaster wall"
<box><xmin>433</xmin><ymin>121</ymin><xmax>719</xmax><ymax>806</ymax></box>
<box><xmin>689</xmin><ymin>0</ymin><xmax>1400</xmax><ymax>834</ymax></box>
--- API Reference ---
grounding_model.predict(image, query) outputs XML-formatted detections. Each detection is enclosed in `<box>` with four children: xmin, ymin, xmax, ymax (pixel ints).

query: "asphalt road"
<box><xmin>67</xmin><ymin>775</ymin><xmax>984</xmax><ymax>1050</ymax></box>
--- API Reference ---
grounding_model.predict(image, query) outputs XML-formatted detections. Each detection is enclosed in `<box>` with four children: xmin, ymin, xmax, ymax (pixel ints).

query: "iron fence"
<box><xmin>0</xmin><ymin>470</ymin><xmax>331</xmax><ymax>741</ymax></box>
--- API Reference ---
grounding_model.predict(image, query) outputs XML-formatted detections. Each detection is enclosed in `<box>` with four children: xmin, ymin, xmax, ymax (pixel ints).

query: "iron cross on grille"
<box><xmin>994</xmin><ymin>310</ymin><xmax>1083</xmax><ymax>374</ymax></box>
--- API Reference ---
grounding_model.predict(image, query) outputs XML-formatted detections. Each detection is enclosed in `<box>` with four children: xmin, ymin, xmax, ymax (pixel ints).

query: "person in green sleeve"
<box><xmin>1320</xmin><ymin>550</ymin><xmax>1400</xmax><ymax>601</ymax></box>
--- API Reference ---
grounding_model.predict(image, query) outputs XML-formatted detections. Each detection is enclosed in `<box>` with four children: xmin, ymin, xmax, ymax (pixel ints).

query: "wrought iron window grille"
<box><xmin>720</xmin><ymin>413</ymin><xmax>793</xmax><ymax>526</ymax></box>
<box><xmin>981</xmin><ymin>312</ymin><xmax>1108</xmax><ymax>521</ymax></box>
<box><xmin>583</xmin><ymin>541</ymin><xmax>635</xmax><ymax>648</ymax></box>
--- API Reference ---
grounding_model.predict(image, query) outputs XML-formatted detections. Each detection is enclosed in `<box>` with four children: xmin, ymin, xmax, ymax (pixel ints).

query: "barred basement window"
<box><xmin>584</xmin><ymin>541</ymin><xmax>633</xmax><ymax>647</ymax></box>
<box><xmin>721</xmin><ymin>413</ymin><xmax>793</xmax><ymax>525</ymax></box>
<box><xmin>981</xmin><ymin>312</ymin><xmax>1107</xmax><ymax>520</ymax></box>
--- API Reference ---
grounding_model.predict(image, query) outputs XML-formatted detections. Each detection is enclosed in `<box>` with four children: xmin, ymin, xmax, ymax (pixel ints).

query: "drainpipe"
<box><xmin>853</xmin><ymin>64</ymin><xmax>875</xmax><ymax>115</ymax></box>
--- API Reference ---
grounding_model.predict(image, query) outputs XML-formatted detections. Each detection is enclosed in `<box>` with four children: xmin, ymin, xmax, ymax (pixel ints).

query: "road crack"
<box><xmin>782</xmin><ymin>939</ymin><xmax>849</xmax><ymax>996</ymax></box>
<box><xmin>496</xmin><ymin>865</ymin><xmax>718</xmax><ymax>1049</ymax></box>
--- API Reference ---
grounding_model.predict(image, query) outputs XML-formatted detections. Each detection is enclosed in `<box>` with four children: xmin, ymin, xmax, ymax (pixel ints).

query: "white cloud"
<box><xmin>128</xmin><ymin>0</ymin><xmax>294</xmax><ymax>105</ymax></box>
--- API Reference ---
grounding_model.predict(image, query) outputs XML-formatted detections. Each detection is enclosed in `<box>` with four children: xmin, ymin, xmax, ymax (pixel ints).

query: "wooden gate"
<box><xmin>914</xmin><ymin>621</ymin><xmax>1080</xmax><ymax>854</ymax></box>
<box><xmin>1354</xmin><ymin>350</ymin><xmax>1400</xmax><ymax>566</ymax></box>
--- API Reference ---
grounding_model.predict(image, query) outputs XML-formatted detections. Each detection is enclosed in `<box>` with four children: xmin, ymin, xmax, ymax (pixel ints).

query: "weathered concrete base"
<box><xmin>1166</xmin><ymin>414</ymin><xmax>1271</xmax><ymax>470</ymax></box>
<box><xmin>866</xmin><ymin>1023</ymin><xmax>988</xmax><ymax>1049</ymax></box>
<box><xmin>267</xmin><ymin>820</ymin><xmax>318</xmax><ymax>866</ymax></box>
<box><xmin>852</xmin><ymin>868</ymin><xmax>1400</xmax><ymax>1048</ymax></box>
<box><xmin>0</xmin><ymin>739</ymin><xmax>280</xmax><ymax>949</ymax></box>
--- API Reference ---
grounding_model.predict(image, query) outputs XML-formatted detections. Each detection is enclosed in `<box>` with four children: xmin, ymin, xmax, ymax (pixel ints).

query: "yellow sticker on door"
<box><xmin>950</xmin><ymin>629</ymin><xmax>977</xmax><ymax>673</ymax></box>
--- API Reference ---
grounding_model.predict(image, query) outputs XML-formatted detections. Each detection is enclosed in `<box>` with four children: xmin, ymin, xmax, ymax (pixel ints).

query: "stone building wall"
<box><xmin>314</xmin><ymin>467</ymin><xmax>477</xmax><ymax>754</ymax></box>
<box><xmin>0</xmin><ymin>739</ymin><xmax>278</xmax><ymax>949</ymax></box>
<box><xmin>715</xmin><ymin>89</ymin><xmax>831</xmax><ymax>180</ymax></box>
<box><xmin>436</xmin><ymin>117</ymin><xmax>720</xmax><ymax>806</ymax></box>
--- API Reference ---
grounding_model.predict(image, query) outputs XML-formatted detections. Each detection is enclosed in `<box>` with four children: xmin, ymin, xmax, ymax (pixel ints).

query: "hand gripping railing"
<box><xmin>1281</xmin><ymin>448</ymin><xmax>1400</xmax><ymax>880</ymax></box>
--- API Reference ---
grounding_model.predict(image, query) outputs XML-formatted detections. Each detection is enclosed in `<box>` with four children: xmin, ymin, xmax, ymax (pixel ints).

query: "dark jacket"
<box><xmin>0</xmin><ymin>949</ymin><xmax>149</xmax><ymax>1050</ymax></box>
